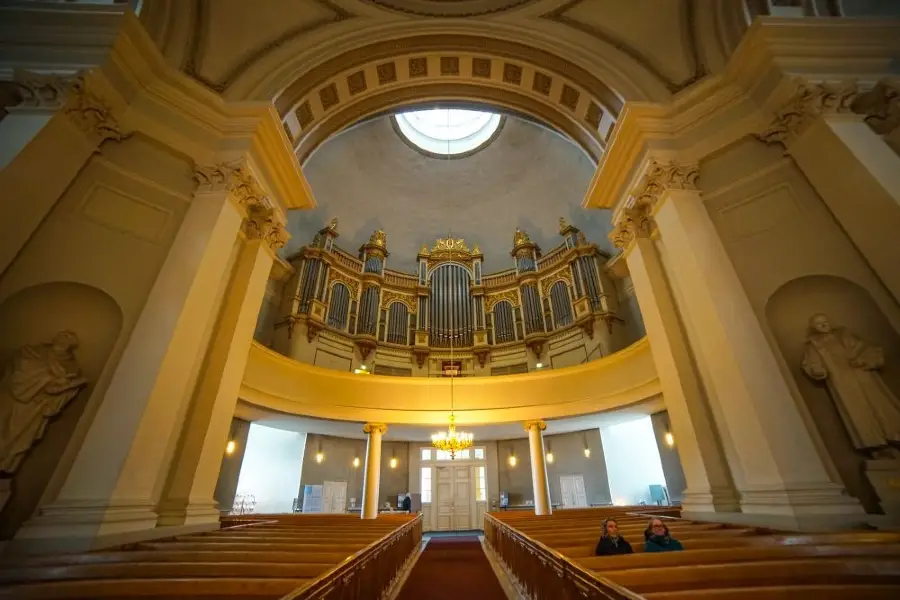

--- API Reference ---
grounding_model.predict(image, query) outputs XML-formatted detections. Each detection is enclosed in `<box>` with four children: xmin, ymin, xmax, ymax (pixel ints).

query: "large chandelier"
<box><xmin>431</xmin><ymin>227</ymin><xmax>474</xmax><ymax>459</ymax></box>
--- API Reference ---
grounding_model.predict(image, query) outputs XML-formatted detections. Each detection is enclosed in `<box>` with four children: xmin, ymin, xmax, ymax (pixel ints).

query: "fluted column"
<box><xmin>524</xmin><ymin>420</ymin><xmax>551</xmax><ymax>516</ymax></box>
<box><xmin>611</xmin><ymin>206</ymin><xmax>738</xmax><ymax>515</ymax></box>
<box><xmin>759</xmin><ymin>79</ymin><xmax>900</xmax><ymax>304</ymax></box>
<box><xmin>361</xmin><ymin>423</ymin><xmax>387</xmax><ymax>520</ymax></box>
<box><xmin>637</xmin><ymin>159</ymin><xmax>863</xmax><ymax>526</ymax></box>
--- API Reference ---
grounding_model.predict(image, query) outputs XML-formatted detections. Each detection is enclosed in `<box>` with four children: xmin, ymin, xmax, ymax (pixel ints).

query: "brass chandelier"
<box><xmin>431</xmin><ymin>224</ymin><xmax>474</xmax><ymax>459</ymax></box>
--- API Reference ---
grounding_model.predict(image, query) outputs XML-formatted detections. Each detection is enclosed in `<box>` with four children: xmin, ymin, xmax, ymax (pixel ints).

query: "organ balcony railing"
<box><xmin>278</xmin><ymin>218</ymin><xmax>622</xmax><ymax>371</ymax></box>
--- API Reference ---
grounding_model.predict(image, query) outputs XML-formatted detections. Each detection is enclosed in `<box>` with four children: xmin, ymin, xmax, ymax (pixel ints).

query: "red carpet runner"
<box><xmin>396</xmin><ymin>536</ymin><xmax>508</xmax><ymax>599</ymax></box>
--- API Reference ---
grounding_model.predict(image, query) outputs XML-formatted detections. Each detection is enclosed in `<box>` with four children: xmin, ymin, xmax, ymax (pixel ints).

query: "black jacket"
<box><xmin>594</xmin><ymin>536</ymin><xmax>633</xmax><ymax>556</ymax></box>
<box><xmin>402</xmin><ymin>496</ymin><xmax>412</xmax><ymax>511</ymax></box>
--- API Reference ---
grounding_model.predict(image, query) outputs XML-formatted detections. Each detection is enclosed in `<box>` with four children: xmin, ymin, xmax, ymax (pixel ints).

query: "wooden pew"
<box><xmin>0</xmin><ymin>513</ymin><xmax>417</xmax><ymax>599</ymax></box>
<box><xmin>487</xmin><ymin>507</ymin><xmax>900</xmax><ymax>599</ymax></box>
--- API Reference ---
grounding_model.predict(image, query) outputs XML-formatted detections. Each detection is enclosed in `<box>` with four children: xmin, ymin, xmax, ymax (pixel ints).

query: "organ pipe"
<box><xmin>429</xmin><ymin>264</ymin><xmax>473</xmax><ymax>347</ymax></box>
<box><xmin>387</xmin><ymin>302</ymin><xmax>409</xmax><ymax>344</ymax></box>
<box><xmin>521</xmin><ymin>284</ymin><xmax>543</xmax><ymax>334</ymax></box>
<box><xmin>326</xmin><ymin>283</ymin><xmax>350</xmax><ymax>330</ymax></box>
<box><xmin>550</xmin><ymin>281</ymin><xmax>573</xmax><ymax>328</ymax></box>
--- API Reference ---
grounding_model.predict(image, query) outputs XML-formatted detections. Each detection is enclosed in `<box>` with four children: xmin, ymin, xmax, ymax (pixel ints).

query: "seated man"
<box><xmin>595</xmin><ymin>518</ymin><xmax>634</xmax><ymax>556</ymax></box>
<box><xmin>644</xmin><ymin>518</ymin><xmax>684</xmax><ymax>552</ymax></box>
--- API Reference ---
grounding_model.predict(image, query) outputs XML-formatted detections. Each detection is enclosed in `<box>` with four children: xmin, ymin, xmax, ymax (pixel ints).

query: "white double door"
<box><xmin>435</xmin><ymin>464</ymin><xmax>474</xmax><ymax>530</ymax></box>
<box><xmin>559</xmin><ymin>475</ymin><xmax>588</xmax><ymax>508</ymax></box>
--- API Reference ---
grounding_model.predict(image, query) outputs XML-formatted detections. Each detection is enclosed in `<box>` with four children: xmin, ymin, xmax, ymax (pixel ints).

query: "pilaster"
<box><xmin>759</xmin><ymin>78</ymin><xmax>900</xmax><ymax>304</ymax></box>
<box><xmin>0</xmin><ymin>72</ymin><xmax>127</xmax><ymax>276</ymax></box>
<box><xmin>611</xmin><ymin>198</ymin><xmax>739</xmax><ymax>514</ymax></box>
<box><xmin>157</xmin><ymin>170</ymin><xmax>288</xmax><ymax>527</ymax></box>
<box><xmin>638</xmin><ymin>159</ymin><xmax>864</xmax><ymax>523</ymax></box>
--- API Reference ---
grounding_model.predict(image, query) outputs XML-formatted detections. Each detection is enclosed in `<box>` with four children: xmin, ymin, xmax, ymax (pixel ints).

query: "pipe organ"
<box><xmin>279</xmin><ymin>217</ymin><xmax>625</xmax><ymax>375</ymax></box>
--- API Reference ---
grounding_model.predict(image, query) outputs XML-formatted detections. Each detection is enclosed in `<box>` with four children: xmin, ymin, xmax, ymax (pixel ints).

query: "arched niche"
<box><xmin>765</xmin><ymin>274</ymin><xmax>900</xmax><ymax>514</ymax></box>
<box><xmin>0</xmin><ymin>281</ymin><xmax>123</xmax><ymax>540</ymax></box>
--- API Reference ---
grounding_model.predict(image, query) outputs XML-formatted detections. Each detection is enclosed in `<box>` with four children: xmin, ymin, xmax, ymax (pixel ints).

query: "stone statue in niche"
<box><xmin>802</xmin><ymin>313</ymin><xmax>900</xmax><ymax>459</ymax></box>
<box><xmin>0</xmin><ymin>330</ymin><xmax>87</xmax><ymax>474</ymax></box>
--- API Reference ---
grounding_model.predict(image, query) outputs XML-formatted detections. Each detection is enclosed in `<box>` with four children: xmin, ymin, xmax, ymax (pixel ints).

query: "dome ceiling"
<box><xmin>362</xmin><ymin>0</ymin><xmax>536</xmax><ymax>17</ymax></box>
<box><xmin>285</xmin><ymin>112</ymin><xmax>614</xmax><ymax>273</ymax></box>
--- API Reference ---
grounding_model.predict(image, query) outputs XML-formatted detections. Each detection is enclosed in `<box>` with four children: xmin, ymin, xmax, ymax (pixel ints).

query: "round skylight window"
<box><xmin>394</xmin><ymin>109</ymin><xmax>503</xmax><ymax>157</ymax></box>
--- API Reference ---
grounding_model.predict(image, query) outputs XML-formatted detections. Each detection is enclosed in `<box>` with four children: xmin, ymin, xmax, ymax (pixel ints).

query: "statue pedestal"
<box><xmin>866</xmin><ymin>459</ymin><xmax>900</xmax><ymax>515</ymax></box>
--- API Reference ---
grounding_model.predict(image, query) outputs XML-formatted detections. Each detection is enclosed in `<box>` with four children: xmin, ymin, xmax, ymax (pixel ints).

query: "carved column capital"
<box><xmin>193</xmin><ymin>162</ymin><xmax>290</xmax><ymax>251</ymax></box>
<box><xmin>632</xmin><ymin>159</ymin><xmax>700</xmax><ymax>207</ymax></box>
<box><xmin>523</xmin><ymin>420</ymin><xmax>547</xmax><ymax>432</ymax></box>
<box><xmin>62</xmin><ymin>78</ymin><xmax>127</xmax><ymax>144</ymax></box>
<box><xmin>243</xmin><ymin>202</ymin><xmax>290</xmax><ymax>251</ymax></box>
<box><xmin>4</xmin><ymin>70</ymin><xmax>81</xmax><ymax>111</ymax></box>
<box><xmin>852</xmin><ymin>78</ymin><xmax>900</xmax><ymax>136</ymax></box>
<box><xmin>363</xmin><ymin>423</ymin><xmax>388</xmax><ymax>435</ymax></box>
<box><xmin>610</xmin><ymin>203</ymin><xmax>655</xmax><ymax>250</ymax></box>
<box><xmin>758</xmin><ymin>79</ymin><xmax>860</xmax><ymax>147</ymax></box>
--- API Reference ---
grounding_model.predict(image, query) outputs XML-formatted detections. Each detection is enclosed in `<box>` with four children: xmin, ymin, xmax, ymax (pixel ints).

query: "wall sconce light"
<box><xmin>352</xmin><ymin>456</ymin><xmax>360</xmax><ymax>468</ymax></box>
<box><xmin>225</xmin><ymin>440</ymin><xmax>236</xmax><ymax>455</ymax></box>
<box><xmin>664</xmin><ymin>432</ymin><xmax>675</xmax><ymax>448</ymax></box>
<box><xmin>315</xmin><ymin>443</ymin><xmax>324</xmax><ymax>463</ymax></box>
<box><xmin>536</xmin><ymin>362</ymin><xmax>543</xmax><ymax>369</ymax></box>
<box><xmin>390</xmin><ymin>455</ymin><xmax>398</xmax><ymax>469</ymax></box>
<box><xmin>508</xmin><ymin>451</ymin><xmax>517</xmax><ymax>467</ymax></box>
<box><xmin>583</xmin><ymin>447</ymin><xmax>591</xmax><ymax>458</ymax></box>
<box><xmin>546</xmin><ymin>452</ymin><xmax>554</xmax><ymax>464</ymax></box>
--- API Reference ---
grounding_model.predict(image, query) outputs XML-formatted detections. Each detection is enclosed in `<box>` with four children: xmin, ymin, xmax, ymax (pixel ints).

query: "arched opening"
<box><xmin>765</xmin><ymin>274</ymin><xmax>900</xmax><ymax>514</ymax></box>
<box><xmin>0</xmin><ymin>281</ymin><xmax>123</xmax><ymax>540</ymax></box>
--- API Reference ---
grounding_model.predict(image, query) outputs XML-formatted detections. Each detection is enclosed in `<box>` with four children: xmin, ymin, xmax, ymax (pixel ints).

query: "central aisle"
<box><xmin>396</xmin><ymin>536</ymin><xmax>508</xmax><ymax>599</ymax></box>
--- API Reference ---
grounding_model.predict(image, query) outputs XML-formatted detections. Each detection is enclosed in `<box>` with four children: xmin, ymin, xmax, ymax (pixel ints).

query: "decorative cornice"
<box><xmin>757</xmin><ymin>79</ymin><xmax>859</xmax><ymax>147</ymax></box>
<box><xmin>63</xmin><ymin>79</ymin><xmax>128</xmax><ymax>144</ymax></box>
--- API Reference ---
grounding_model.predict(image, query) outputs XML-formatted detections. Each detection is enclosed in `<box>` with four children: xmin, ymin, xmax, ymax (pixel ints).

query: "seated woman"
<box><xmin>594</xmin><ymin>518</ymin><xmax>634</xmax><ymax>555</ymax></box>
<box><xmin>644</xmin><ymin>518</ymin><xmax>684</xmax><ymax>552</ymax></box>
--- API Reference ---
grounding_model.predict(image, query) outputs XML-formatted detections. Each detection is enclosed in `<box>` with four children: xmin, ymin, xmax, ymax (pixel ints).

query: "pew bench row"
<box><xmin>489</xmin><ymin>506</ymin><xmax>900</xmax><ymax>599</ymax></box>
<box><xmin>0</xmin><ymin>514</ymin><xmax>416</xmax><ymax>599</ymax></box>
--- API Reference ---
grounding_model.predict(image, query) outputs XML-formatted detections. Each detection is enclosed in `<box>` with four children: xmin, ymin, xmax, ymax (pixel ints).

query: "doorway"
<box><xmin>435</xmin><ymin>464</ymin><xmax>474</xmax><ymax>530</ymax></box>
<box><xmin>559</xmin><ymin>475</ymin><xmax>588</xmax><ymax>508</ymax></box>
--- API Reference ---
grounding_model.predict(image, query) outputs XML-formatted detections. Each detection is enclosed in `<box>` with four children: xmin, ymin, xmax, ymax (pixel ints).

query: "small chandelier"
<box><xmin>431</xmin><ymin>232</ymin><xmax>474</xmax><ymax>459</ymax></box>
<box><xmin>432</xmin><ymin>413</ymin><xmax>473</xmax><ymax>459</ymax></box>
